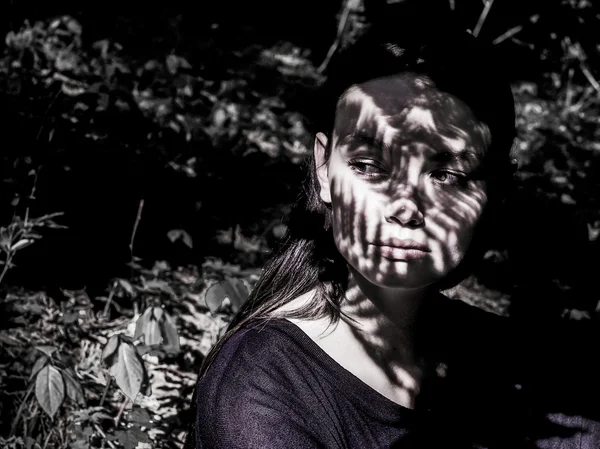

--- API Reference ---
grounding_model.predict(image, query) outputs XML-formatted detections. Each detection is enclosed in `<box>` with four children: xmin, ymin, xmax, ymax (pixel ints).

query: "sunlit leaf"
<box><xmin>35</xmin><ymin>346</ymin><xmax>58</xmax><ymax>357</ymax></box>
<box><xmin>62</xmin><ymin>369</ymin><xmax>86</xmax><ymax>405</ymax></box>
<box><xmin>35</xmin><ymin>365</ymin><xmax>65</xmax><ymax>418</ymax></box>
<box><xmin>161</xmin><ymin>311</ymin><xmax>180</xmax><ymax>355</ymax></box>
<box><xmin>145</xmin><ymin>315</ymin><xmax>162</xmax><ymax>346</ymax></box>
<box><xmin>30</xmin><ymin>355</ymin><xmax>49</xmax><ymax>380</ymax></box>
<box><xmin>10</xmin><ymin>239</ymin><xmax>34</xmax><ymax>251</ymax></box>
<box><xmin>101</xmin><ymin>335</ymin><xmax>120</xmax><ymax>362</ymax></box>
<box><xmin>117</xmin><ymin>278</ymin><xmax>135</xmax><ymax>296</ymax></box>
<box><xmin>109</xmin><ymin>340</ymin><xmax>145</xmax><ymax>402</ymax></box>
<box><xmin>134</xmin><ymin>308</ymin><xmax>153</xmax><ymax>341</ymax></box>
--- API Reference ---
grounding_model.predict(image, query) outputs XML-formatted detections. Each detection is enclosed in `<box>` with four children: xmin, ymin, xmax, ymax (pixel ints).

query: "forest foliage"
<box><xmin>1</xmin><ymin>1</ymin><xmax>600</xmax><ymax>448</ymax></box>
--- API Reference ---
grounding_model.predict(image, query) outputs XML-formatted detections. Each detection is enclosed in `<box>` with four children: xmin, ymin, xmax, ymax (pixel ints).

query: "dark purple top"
<box><xmin>193</xmin><ymin>297</ymin><xmax>600</xmax><ymax>448</ymax></box>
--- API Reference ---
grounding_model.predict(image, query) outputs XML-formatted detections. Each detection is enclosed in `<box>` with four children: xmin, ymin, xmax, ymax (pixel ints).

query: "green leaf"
<box><xmin>62</xmin><ymin>369</ymin><xmax>86</xmax><ymax>405</ymax></box>
<box><xmin>108</xmin><ymin>340</ymin><xmax>145</xmax><ymax>402</ymax></box>
<box><xmin>101</xmin><ymin>335</ymin><xmax>120</xmax><ymax>363</ymax></box>
<box><xmin>35</xmin><ymin>346</ymin><xmax>58</xmax><ymax>357</ymax></box>
<box><xmin>114</xmin><ymin>427</ymin><xmax>150</xmax><ymax>449</ymax></box>
<box><xmin>30</xmin><ymin>355</ymin><xmax>49</xmax><ymax>380</ymax></box>
<box><xmin>161</xmin><ymin>311</ymin><xmax>180</xmax><ymax>355</ymax></box>
<box><xmin>35</xmin><ymin>365</ymin><xmax>65</xmax><ymax>418</ymax></box>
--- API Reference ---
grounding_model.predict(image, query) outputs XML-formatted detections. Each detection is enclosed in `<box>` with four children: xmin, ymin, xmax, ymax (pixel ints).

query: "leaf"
<box><xmin>144</xmin><ymin>314</ymin><xmax>162</xmax><ymax>346</ymax></box>
<box><xmin>205</xmin><ymin>283</ymin><xmax>227</xmax><ymax>313</ymax></box>
<box><xmin>35</xmin><ymin>346</ymin><xmax>58</xmax><ymax>357</ymax></box>
<box><xmin>167</xmin><ymin>229</ymin><xmax>182</xmax><ymax>243</ymax></box>
<box><xmin>167</xmin><ymin>229</ymin><xmax>193</xmax><ymax>249</ymax></box>
<box><xmin>134</xmin><ymin>308</ymin><xmax>153</xmax><ymax>341</ymax></box>
<box><xmin>180</xmin><ymin>230</ymin><xmax>193</xmax><ymax>248</ymax></box>
<box><xmin>102</xmin><ymin>335</ymin><xmax>120</xmax><ymax>363</ymax></box>
<box><xmin>161</xmin><ymin>311</ymin><xmax>180</xmax><ymax>355</ymax></box>
<box><xmin>62</xmin><ymin>369</ymin><xmax>86</xmax><ymax>405</ymax></box>
<box><xmin>30</xmin><ymin>355</ymin><xmax>49</xmax><ymax>380</ymax></box>
<box><xmin>128</xmin><ymin>407</ymin><xmax>153</xmax><ymax>427</ymax></box>
<box><xmin>205</xmin><ymin>277</ymin><xmax>249</xmax><ymax>314</ymax></box>
<box><xmin>108</xmin><ymin>340</ymin><xmax>145</xmax><ymax>402</ymax></box>
<box><xmin>143</xmin><ymin>279</ymin><xmax>175</xmax><ymax>297</ymax></box>
<box><xmin>152</xmin><ymin>307</ymin><xmax>164</xmax><ymax>322</ymax></box>
<box><xmin>117</xmin><ymin>278</ymin><xmax>135</xmax><ymax>296</ymax></box>
<box><xmin>35</xmin><ymin>365</ymin><xmax>65</xmax><ymax>418</ymax></box>
<box><xmin>114</xmin><ymin>427</ymin><xmax>150</xmax><ymax>449</ymax></box>
<box><xmin>227</xmin><ymin>277</ymin><xmax>249</xmax><ymax>313</ymax></box>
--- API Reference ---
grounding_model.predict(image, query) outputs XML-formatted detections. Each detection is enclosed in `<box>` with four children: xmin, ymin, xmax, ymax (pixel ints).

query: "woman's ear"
<box><xmin>314</xmin><ymin>132</ymin><xmax>331</xmax><ymax>204</ymax></box>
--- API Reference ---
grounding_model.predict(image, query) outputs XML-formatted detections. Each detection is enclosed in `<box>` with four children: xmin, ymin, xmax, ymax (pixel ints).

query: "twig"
<box><xmin>580</xmin><ymin>63</ymin><xmax>600</xmax><ymax>94</ymax></box>
<box><xmin>10</xmin><ymin>382</ymin><xmax>35</xmax><ymax>436</ymax></box>
<box><xmin>129</xmin><ymin>199</ymin><xmax>144</xmax><ymax>279</ymax></box>
<box><xmin>114</xmin><ymin>397</ymin><xmax>131</xmax><ymax>428</ymax></box>
<box><xmin>99</xmin><ymin>376</ymin><xmax>112</xmax><ymax>407</ymax></box>
<box><xmin>129</xmin><ymin>199</ymin><xmax>144</xmax><ymax>256</ymax></box>
<box><xmin>42</xmin><ymin>428</ymin><xmax>54</xmax><ymax>449</ymax></box>
<box><xmin>492</xmin><ymin>14</ymin><xmax>539</xmax><ymax>45</ymax></box>
<box><xmin>93</xmin><ymin>423</ymin><xmax>117</xmax><ymax>449</ymax></box>
<box><xmin>102</xmin><ymin>281</ymin><xmax>118</xmax><ymax>319</ymax></box>
<box><xmin>318</xmin><ymin>0</ymin><xmax>352</xmax><ymax>74</ymax></box>
<box><xmin>0</xmin><ymin>253</ymin><xmax>14</xmax><ymax>286</ymax></box>
<box><xmin>473</xmin><ymin>0</ymin><xmax>495</xmax><ymax>38</ymax></box>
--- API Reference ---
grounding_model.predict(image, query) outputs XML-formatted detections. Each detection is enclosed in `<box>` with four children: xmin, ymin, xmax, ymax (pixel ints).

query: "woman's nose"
<box><xmin>384</xmin><ymin>189</ymin><xmax>425</xmax><ymax>228</ymax></box>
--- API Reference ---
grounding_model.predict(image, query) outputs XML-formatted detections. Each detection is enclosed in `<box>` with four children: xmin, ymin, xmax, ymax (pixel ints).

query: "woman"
<box><xmin>187</xmin><ymin>21</ymin><xmax>600</xmax><ymax>449</ymax></box>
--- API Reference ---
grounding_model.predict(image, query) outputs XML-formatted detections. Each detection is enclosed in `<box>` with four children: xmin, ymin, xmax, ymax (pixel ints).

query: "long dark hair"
<box><xmin>184</xmin><ymin>18</ymin><xmax>516</xmax><ymax>449</ymax></box>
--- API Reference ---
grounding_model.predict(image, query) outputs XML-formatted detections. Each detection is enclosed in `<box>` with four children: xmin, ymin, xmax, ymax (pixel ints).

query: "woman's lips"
<box><xmin>371</xmin><ymin>239</ymin><xmax>430</xmax><ymax>260</ymax></box>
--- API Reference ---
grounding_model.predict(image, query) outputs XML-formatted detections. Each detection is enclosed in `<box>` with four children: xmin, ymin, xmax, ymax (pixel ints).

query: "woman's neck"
<box><xmin>341</xmin><ymin>268</ymin><xmax>433</xmax><ymax>361</ymax></box>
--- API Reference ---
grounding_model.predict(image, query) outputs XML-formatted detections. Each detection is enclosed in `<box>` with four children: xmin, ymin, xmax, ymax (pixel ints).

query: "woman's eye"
<box><xmin>349</xmin><ymin>160</ymin><xmax>386</xmax><ymax>179</ymax></box>
<box><xmin>430</xmin><ymin>170</ymin><xmax>468</xmax><ymax>187</ymax></box>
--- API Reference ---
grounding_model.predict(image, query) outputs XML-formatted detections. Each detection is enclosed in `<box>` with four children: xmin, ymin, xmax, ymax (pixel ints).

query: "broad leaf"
<box><xmin>108</xmin><ymin>340</ymin><xmax>145</xmax><ymax>402</ymax></box>
<box><xmin>133</xmin><ymin>308</ymin><xmax>153</xmax><ymax>341</ymax></box>
<box><xmin>117</xmin><ymin>278</ymin><xmax>135</xmax><ymax>296</ymax></box>
<box><xmin>114</xmin><ymin>427</ymin><xmax>150</xmax><ymax>449</ymax></box>
<box><xmin>62</xmin><ymin>369</ymin><xmax>86</xmax><ymax>405</ymax></box>
<box><xmin>162</xmin><ymin>311</ymin><xmax>180</xmax><ymax>355</ymax></box>
<box><xmin>205</xmin><ymin>277</ymin><xmax>249</xmax><ymax>313</ymax></box>
<box><xmin>35</xmin><ymin>345</ymin><xmax>58</xmax><ymax>357</ymax></box>
<box><xmin>128</xmin><ymin>407</ymin><xmax>153</xmax><ymax>427</ymax></box>
<box><xmin>145</xmin><ymin>315</ymin><xmax>162</xmax><ymax>346</ymax></box>
<box><xmin>35</xmin><ymin>365</ymin><xmax>65</xmax><ymax>418</ymax></box>
<box><xmin>101</xmin><ymin>335</ymin><xmax>120</xmax><ymax>363</ymax></box>
<box><xmin>30</xmin><ymin>355</ymin><xmax>49</xmax><ymax>380</ymax></box>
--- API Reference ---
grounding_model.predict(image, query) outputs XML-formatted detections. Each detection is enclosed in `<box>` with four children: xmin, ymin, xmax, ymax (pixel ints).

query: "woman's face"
<box><xmin>315</xmin><ymin>74</ymin><xmax>492</xmax><ymax>289</ymax></box>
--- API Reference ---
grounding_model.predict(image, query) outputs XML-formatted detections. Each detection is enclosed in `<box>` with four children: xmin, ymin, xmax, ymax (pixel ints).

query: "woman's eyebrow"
<box><xmin>429</xmin><ymin>148</ymin><xmax>481</xmax><ymax>165</ymax></box>
<box><xmin>340</xmin><ymin>132</ymin><xmax>390</xmax><ymax>154</ymax></box>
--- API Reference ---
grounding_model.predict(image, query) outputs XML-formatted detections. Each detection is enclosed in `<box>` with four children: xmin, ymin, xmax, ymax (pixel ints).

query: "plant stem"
<box><xmin>129</xmin><ymin>199</ymin><xmax>144</xmax><ymax>279</ymax></box>
<box><xmin>473</xmin><ymin>0</ymin><xmax>495</xmax><ymax>37</ymax></box>
<box><xmin>99</xmin><ymin>376</ymin><xmax>112</xmax><ymax>407</ymax></box>
<box><xmin>0</xmin><ymin>252</ymin><xmax>13</xmax><ymax>286</ymax></box>
<box><xmin>114</xmin><ymin>397</ymin><xmax>130</xmax><ymax>428</ymax></box>
<box><xmin>10</xmin><ymin>382</ymin><xmax>34</xmax><ymax>436</ymax></box>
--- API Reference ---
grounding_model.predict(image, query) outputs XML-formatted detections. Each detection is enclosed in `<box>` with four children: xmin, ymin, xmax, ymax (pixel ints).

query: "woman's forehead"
<box><xmin>333</xmin><ymin>74</ymin><xmax>492</xmax><ymax>153</ymax></box>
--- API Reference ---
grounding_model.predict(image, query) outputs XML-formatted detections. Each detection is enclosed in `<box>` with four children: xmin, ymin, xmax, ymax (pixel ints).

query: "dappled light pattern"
<box><xmin>326</xmin><ymin>74</ymin><xmax>490</xmax><ymax>290</ymax></box>
<box><xmin>312</xmin><ymin>73</ymin><xmax>495</xmax><ymax>408</ymax></box>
